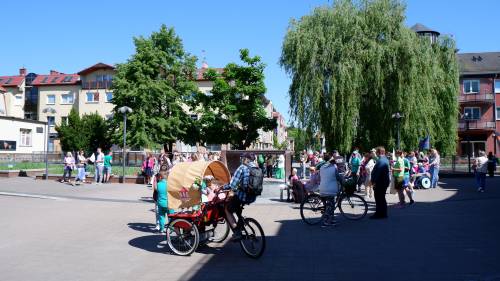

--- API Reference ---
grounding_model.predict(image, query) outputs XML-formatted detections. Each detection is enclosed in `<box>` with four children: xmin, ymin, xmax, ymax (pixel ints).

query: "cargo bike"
<box><xmin>165</xmin><ymin>160</ymin><xmax>265</xmax><ymax>258</ymax></box>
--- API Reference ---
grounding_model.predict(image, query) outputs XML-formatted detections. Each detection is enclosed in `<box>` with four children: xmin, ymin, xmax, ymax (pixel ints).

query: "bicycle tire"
<box><xmin>239</xmin><ymin>217</ymin><xmax>266</xmax><ymax>259</ymax></box>
<box><xmin>166</xmin><ymin>219</ymin><xmax>200</xmax><ymax>256</ymax></box>
<box><xmin>339</xmin><ymin>193</ymin><xmax>367</xmax><ymax>220</ymax></box>
<box><xmin>209</xmin><ymin>219</ymin><xmax>230</xmax><ymax>243</ymax></box>
<box><xmin>300</xmin><ymin>193</ymin><xmax>325</xmax><ymax>225</ymax></box>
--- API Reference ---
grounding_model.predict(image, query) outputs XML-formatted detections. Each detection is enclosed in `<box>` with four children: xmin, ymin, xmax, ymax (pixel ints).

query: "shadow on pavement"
<box><xmin>128</xmin><ymin>177</ymin><xmax>500</xmax><ymax>280</ymax></box>
<box><xmin>128</xmin><ymin>234</ymin><xmax>171</xmax><ymax>254</ymax></box>
<box><xmin>127</xmin><ymin>222</ymin><xmax>158</xmax><ymax>233</ymax></box>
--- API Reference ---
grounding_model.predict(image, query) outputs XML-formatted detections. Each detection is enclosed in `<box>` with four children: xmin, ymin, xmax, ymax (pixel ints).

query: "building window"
<box><xmin>86</xmin><ymin>92</ymin><xmax>99</xmax><ymax>103</ymax></box>
<box><xmin>47</xmin><ymin>116</ymin><xmax>55</xmax><ymax>127</ymax></box>
<box><xmin>61</xmin><ymin>116</ymin><xmax>68</xmax><ymax>125</ymax></box>
<box><xmin>105</xmin><ymin>92</ymin><xmax>113</xmax><ymax>103</ymax></box>
<box><xmin>464</xmin><ymin>107</ymin><xmax>481</xmax><ymax>120</ymax></box>
<box><xmin>61</xmin><ymin>93</ymin><xmax>74</xmax><ymax>104</ymax></box>
<box><xmin>20</xmin><ymin>129</ymin><xmax>32</xmax><ymax>146</ymax></box>
<box><xmin>463</xmin><ymin>80</ymin><xmax>480</xmax><ymax>94</ymax></box>
<box><xmin>496</xmin><ymin>107</ymin><xmax>500</xmax><ymax>120</ymax></box>
<box><xmin>495</xmin><ymin>80</ymin><xmax>500</xmax><ymax>93</ymax></box>
<box><xmin>15</xmin><ymin>95</ymin><xmax>23</xmax><ymax>105</ymax></box>
<box><xmin>47</xmin><ymin>95</ymin><xmax>56</xmax><ymax>105</ymax></box>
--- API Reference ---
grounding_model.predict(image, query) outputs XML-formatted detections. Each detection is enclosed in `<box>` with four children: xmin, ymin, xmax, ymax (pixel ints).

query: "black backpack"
<box><xmin>247</xmin><ymin>166</ymin><xmax>264</xmax><ymax>196</ymax></box>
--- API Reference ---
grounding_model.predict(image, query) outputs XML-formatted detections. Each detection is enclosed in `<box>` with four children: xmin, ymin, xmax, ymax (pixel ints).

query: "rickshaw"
<box><xmin>166</xmin><ymin>160</ymin><xmax>266</xmax><ymax>258</ymax></box>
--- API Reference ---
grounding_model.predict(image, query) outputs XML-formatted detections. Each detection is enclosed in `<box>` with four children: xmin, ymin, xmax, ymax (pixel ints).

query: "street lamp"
<box><xmin>492</xmin><ymin>132</ymin><xmax>497</xmax><ymax>158</ymax></box>
<box><xmin>462</xmin><ymin>112</ymin><xmax>471</xmax><ymax>173</ymax></box>
<box><xmin>118</xmin><ymin>106</ymin><xmax>132</xmax><ymax>182</ymax></box>
<box><xmin>392</xmin><ymin>112</ymin><xmax>404</xmax><ymax>150</ymax></box>
<box><xmin>42</xmin><ymin>107</ymin><xmax>56</xmax><ymax>180</ymax></box>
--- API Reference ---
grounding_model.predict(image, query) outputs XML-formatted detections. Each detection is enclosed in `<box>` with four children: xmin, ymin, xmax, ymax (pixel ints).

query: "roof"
<box><xmin>410</xmin><ymin>23</ymin><xmax>440</xmax><ymax>35</ymax></box>
<box><xmin>195</xmin><ymin>68</ymin><xmax>224</xmax><ymax>81</ymax></box>
<box><xmin>458</xmin><ymin>52</ymin><xmax>500</xmax><ymax>75</ymax></box>
<box><xmin>31</xmin><ymin>73</ymin><xmax>80</xmax><ymax>86</ymax></box>
<box><xmin>0</xmin><ymin>115</ymin><xmax>47</xmax><ymax>125</ymax></box>
<box><xmin>77</xmin><ymin>62</ymin><xmax>115</xmax><ymax>75</ymax></box>
<box><xmin>0</xmin><ymin>75</ymin><xmax>24</xmax><ymax>87</ymax></box>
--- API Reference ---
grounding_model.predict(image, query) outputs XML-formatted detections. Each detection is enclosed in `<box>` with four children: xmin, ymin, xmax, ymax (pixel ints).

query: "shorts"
<box><xmin>145</xmin><ymin>167</ymin><xmax>153</xmax><ymax>177</ymax></box>
<box><xmin>394</xmin><ymin>177</ymin><xmax>405</xmax><ymax>190</ymax></box>
<box><xmin>403</xmin><ymin>175</ymin><xmax>410</xmax><ymax>187</ymax></box>
<box><xmin>104</xmin><ymin>166</ymin><xmax>112</xmax><ymax>174</ymax></box>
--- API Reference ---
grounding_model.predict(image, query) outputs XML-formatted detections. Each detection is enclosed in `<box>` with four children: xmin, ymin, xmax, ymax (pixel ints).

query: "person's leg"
<box><xmin>158</xmin><ymin>205</ymin><xmax>167</xmax><ymax>232</ymax></box>
<box><xmin>475</xmin><ymin>172</ymin><xmax>481</xmax><ymax>190</ymax></box>
<box><xmin>397</xmin><ymin>188</ymin><xmax>405</xmax><ymax>205</ymax></box>
<box><xmin>480</xmin><ymin>173</ymin><xmax>486</xmax><ymax>190</ymax></box>
<box><xmin>155</xmin><ymin>202</ymin><xmax>160</xmax><ymax>230</ymax></box>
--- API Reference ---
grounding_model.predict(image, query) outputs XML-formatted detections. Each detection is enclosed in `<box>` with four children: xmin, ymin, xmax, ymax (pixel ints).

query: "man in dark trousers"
<box><xmin>370</xmin><ymin>147</ymin><xmax>390</xmax><ymax>219</ymax></box>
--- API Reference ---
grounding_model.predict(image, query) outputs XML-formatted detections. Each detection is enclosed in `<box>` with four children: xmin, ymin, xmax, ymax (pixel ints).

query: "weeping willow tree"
<box><xmin>280</xmin><ymin>0</ymin><xmax>459</xmax><ymax>154</ymax></box>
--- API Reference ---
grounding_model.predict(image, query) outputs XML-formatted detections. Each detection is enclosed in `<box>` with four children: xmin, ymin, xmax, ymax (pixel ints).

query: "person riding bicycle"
<box><xmin>319</xmin><ymin>152</ymin><xmax>342</xmax><ymax>227</ymax></box>
<box><xmin>221</xmin><ymin>152</ymin><xmax>257</xmax><ymax>241</ymax></box>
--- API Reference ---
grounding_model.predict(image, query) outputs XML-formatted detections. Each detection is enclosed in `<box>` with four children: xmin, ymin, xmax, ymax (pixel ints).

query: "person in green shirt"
<box><xmin>103</xmin><ymin>151</ymin><xmax>113</xmax><ymax>183</ymax></box>
<box><xmin>393</xmin><ymin>150</ymin><xmax>406</xmax><ymax>207</ymax></box>
<box><xmin>257</xmin><ymin>154</ymin><xmax>265</xmax><ymax>173</ymax></box>
<box><xmin>403</xmin><ymin>152</ymin><xmax>415</xmax><ymax>204</ymax></box>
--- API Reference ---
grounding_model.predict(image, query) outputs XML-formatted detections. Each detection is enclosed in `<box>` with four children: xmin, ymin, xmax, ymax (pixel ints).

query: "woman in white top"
<box><xmin>62</xmin><ymin>152</ymin><xmax>75</xmax><ymax>183</ymax></box>
<box><xmin>363</xmin><ymin>152</ymin><xmax>376</xmax><ymax>198</ymax></box>
<box><xmin>276</xmin><ymin>154</ymin><xmax>285</xmax><ymax>179</ymax></box>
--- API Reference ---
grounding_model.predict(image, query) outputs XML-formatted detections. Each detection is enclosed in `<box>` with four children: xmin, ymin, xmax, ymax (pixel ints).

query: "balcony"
<box><xmin>458</xmin><ymin>93</ymin><xmax>494</xmax><ymax>103</ymax></box>
<box><xmin>458</xmin><ymin>120</ymin><xmax>496</xmax><ymax>131</ymax></box>
<box><xmin>81</xmin><ymin>80</ymin><xmax>113</xmax><ymax>90</ymax></box>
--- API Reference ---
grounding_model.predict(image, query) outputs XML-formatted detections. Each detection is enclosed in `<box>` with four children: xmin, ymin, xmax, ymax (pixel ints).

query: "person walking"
<box><xmin>300</xmin><ymin>150</ymin><xmax>308</xmax><ymax>179</ymax></box>
<box><xmin>61</xmin><ymin>152</ymin><xmax>75</xmax><ymax>183</ymax></box>
<box><xmin>103</xmin><ymin>151</ymin><xmax>113</xmax><ymax>183</ymax></box>
<box><xmin>94</xmin><ymin>148</ymin><xmax>105</xmax><ymax>185</ymax></box>
<box><xmin>142</xmin><ymin>152</ymin><xmax>155</xmax><ymax>185</ymax></box>
<box><xmin>473</xmin><ymin>151</ymin><xmax>488</xmax><ymax>192</ymax></box>
<box><xmin>75</xmin><ymin>150</ymin><xmax>87</xmax><ymax>185</ymax></box>
<box><xmin>266</xmin><ymin>155</ymin><xmax>274</xmax><ymax>178</ymax></box>
<box><xmin>392</xmin><ymin>150</ymin><xmax>406</xmax><ymax>207</ymax></box>
<box><xmin>159</xmin><ymin>148</ymin><xmax>171</xmax><ymax>172</ymax></box>
<box><xmin>487</xmin><ymin>152</ymin><xmax>497</xmax><ymax>177</ymax></box>
<box><xmin>276</xmin><ymin>154</ymin><xmax>285</xmax><ymax>179</ymax></box>
<box><xmin>370</xmin><ymin>147</ymin><xmax>390</xmax><ymax>219</ymax></box>
<box><xmin>403</xmin><ymin>152</ymin><xmax>415</xmax><ymax>204</ymax></box>
<box><xmin>429</xmin><ymin>149</ymin><xmax>440</xmax><ymax>188</ymax></box>
<box><xmin>349</xmin><ymin>147</ymin><xmax>362</xmax><ymax>192</ymax></box>
<box><xmin>155</xmin><ymin>171</ymin><xmax>169</xmax><ymax>233</ymax></box>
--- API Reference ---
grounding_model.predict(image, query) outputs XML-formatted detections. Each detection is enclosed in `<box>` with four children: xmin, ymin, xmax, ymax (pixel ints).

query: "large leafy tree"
<box><xmin>110</xmin><ymin>25</ymin><xmax>199</xmax><ymax>151</ymax></box>
<box><xmin>191</xmin><ymin>49</ymin><xmax>276</xmax><ymax>150</ymax></box>
<box><xmin>280</xmin><ymin>0</ymin><xmax>459</xmax><ymax>154</ymax></box>
<box><xmin>56</xmin><ymin>109</ymin><xmax>111</xmax><ymax>153</ymax></box>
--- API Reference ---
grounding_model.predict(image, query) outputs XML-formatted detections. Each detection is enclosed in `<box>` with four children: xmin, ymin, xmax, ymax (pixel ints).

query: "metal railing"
<box><xmin>81</xmin><ymin>81</ymin><xmax>113</xmax><ymax>89</ymax></box>
<box><xmin>458</xmin><ymin>120</ymin><xmax>496</xmax><ymax>130</ymax></box>
<box><xmin>458</xmin><ymin>93</ymin><xmax>494</xmax><ymax>103</ymax></box>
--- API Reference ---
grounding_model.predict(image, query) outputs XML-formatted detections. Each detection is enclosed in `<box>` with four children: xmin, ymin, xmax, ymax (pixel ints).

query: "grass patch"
<box><xmin>0</xmin><ymin>162</ymin><xmax>141</xmax><ymax>176</ymax></box>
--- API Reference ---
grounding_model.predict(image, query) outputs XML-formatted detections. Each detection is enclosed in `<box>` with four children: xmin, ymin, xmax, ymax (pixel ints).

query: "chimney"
<box><xmin>19</xmin><ymin>67</ymin><xmax>27</xmax><ymax>76</ymax></box>
<box><xmin>50</xmin><ymin>70</ymin><xmax>60</xmax><ymax>75</ymax></box>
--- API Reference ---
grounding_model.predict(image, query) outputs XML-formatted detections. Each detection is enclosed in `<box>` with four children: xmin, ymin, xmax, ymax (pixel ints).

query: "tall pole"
<box><xmin>397</xmin><ymin>118</ymin><xmax>401</xmax><ymax>150</ymax></box>
<box><xmin>122</xmin><ymin>112</ymin><xmax>127</xmax><ymax>181</ymax></box>
<box><xmin>466</xmin><ymin>119</ymin><xmax>471</xmax><ymax>174</ymax></box>
<box><xmin>494</xmin><ymin>133</ymin><xmax>497</xmax><ymax>157</ymax></box>
<box><xmin>45</xmin><ymin>118</ymin><xmax>49</xmax><ymax>180</ymax></box>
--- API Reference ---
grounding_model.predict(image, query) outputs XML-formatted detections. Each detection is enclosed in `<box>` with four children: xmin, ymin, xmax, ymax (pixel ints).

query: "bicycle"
<box><xmin>300</xmin><ymin>182</ymin><xmax>368</xmax><ymax>225</ymax></box>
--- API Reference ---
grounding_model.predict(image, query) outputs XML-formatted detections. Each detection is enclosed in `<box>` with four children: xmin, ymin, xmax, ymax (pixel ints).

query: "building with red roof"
<box><xmin>0</xmin><ymin>68</ymin><xmax>27</xmax><ymax>119</ymax></box>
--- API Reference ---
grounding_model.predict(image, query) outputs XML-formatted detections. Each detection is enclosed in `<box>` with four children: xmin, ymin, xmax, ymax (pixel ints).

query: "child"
<box><xmin>201</xmin><ymin>175</ymin><xmax>217</xmax><ymax>203</ymax></box>
<box><xmin>155</xmin><ymin>171</ymin><xmax>169</xmax><ymax>233</ymax></box>
<box><xmin>103</xmin><ymin>151</ymin><xmax>113</xmax><ymax>183</ymax></box>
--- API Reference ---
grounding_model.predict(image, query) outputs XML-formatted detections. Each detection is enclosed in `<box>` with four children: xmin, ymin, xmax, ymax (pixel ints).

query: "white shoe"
<box><xmin>154</xmin><ymin>225</ymin><xmax>160</xmax><ymax>231</ymax></box>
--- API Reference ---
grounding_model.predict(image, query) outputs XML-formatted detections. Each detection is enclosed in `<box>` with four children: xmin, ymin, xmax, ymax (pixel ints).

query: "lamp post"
<box><xmin>42</xmin><ymin>107</ymin><xmax>57</xmax><ymax>179</ymax></box>
<box><xmin>118</xmin><ymin>106</ymin><xmax>132</xmax><ymax>182</ymax></box>
<box><xmin>463</xmin><ymin>112</ymin><xmax>471</xmax><ymax>173</ymax></box>
<box><xmin>493</xmin><ymin>132</ymin><xmax>497</xmax><ymax>158</ymax></box>
<box><xmin>392</xmin><ymin>112</ymin><xmax>404</xmax><ymax>150</ymax></box>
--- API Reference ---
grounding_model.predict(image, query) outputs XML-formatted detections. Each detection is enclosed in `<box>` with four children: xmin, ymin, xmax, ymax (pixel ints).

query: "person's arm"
<box><xmin>225</xmin><ymin>167</ymin><xmax>243</xmax><ymax>191</ymax></box>
<box><xmin>371</xmin><ymin>161</ymin><xmax>380</xmax><ymax>183</ymax></box>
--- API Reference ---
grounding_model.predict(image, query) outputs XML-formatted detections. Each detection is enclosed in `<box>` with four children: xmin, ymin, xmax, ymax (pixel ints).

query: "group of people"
<box><xmin>472</xmin><ymin>151</ymin><xmax>497</xmax><ymax>192</ymax></box>
<box><xmin>256</xmin><ymin>154</ymin><xmax>285</xmax><ymax>179</ymax></box>
<box><xmin>151</xmin><ymin>151</ymin><xmax>260</xmax><ymax>242</ymax></box>
<box><xmin>291</xmin><ymin>147</ymin><xmax>443</xmax><ymax>226</ymax></box>
<box><xmin>60</xmin><ymin>147</ymin><xmax>113</xmax><ymax>185</ymax></box>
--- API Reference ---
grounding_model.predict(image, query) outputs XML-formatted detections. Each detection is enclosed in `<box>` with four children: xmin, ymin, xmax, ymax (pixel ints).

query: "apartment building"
<box><xmin>457</xmin><ymin>52</ymin><xmax>500</xmax><ymax>157</ymax></box>
<box><xmin>0</xmin><ymin>69</ymin><xmax>26</xmax><ymax>118</ymax></box>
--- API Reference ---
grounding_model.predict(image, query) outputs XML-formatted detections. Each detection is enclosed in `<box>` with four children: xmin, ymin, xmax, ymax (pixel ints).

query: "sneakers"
<box><xmin>154</xmin><ymin>225</ymin><xmax>160</xmax><ymax>231</ymax></box>
<box><xmin>409</xmin><ymin>199</ymin><xmax>415</xmax><ymax>205</ymax></box>
<box><xmin>321</xmin><ymin>220</ymin><xmax>338</xmax><ymax>227</ymax></box>
<box><xmin>478</xmin><ymin>188</ymin><xmax>485</xmax><ymax>193</ymax></box>
<box><xmin>395</xmin><ymin>203</ymin><xmax>406</xmax><ymax>209</ymax></box>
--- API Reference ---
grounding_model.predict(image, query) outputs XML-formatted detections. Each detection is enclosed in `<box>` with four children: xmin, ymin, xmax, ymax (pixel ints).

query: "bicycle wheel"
<box><xmin>166</xmin><ymin>219</ymin><xmax>199</xmax><ymax>256</ymax></box>
<box><xmin>339</xmin><ymin>194</ymin><xmax>368</xmax><ymax>220</ymax></box>
<box><xmin>239</xmin><ymin>217</ymin><xmax>266</xmax><ymax>259</ymax></box>
<box><xmin>209</xmin><ymin>218</ymin><xmax>230</xmax><ymax>243</ymax></box>
<box><xmin>300</xmin><ymin>194</ymin><xmax>325</xmax><ymax>225</ymax></box>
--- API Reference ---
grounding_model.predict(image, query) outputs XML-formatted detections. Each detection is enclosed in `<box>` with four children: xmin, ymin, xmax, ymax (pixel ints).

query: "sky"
<box><xmin>1</xmin><ymin>0</ymin><xmax>499</xmax><ymax>123</ymax></box>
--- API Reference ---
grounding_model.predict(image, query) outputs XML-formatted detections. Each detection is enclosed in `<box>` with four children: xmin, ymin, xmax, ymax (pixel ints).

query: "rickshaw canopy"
<box><xmin>167</xmin><ymin>160</ymin><xmax>231</xmax><ymax>209</ymax></box>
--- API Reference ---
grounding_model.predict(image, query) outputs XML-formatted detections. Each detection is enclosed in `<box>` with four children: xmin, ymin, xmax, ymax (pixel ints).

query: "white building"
<box><xmin>0</xmin><ymin>116</ymin><xmax>46</xmax><ymax>155</ymax></box>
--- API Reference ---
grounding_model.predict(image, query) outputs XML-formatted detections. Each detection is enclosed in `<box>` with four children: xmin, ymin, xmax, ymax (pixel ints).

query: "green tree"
<box><xmin>280</xmin><ymin>0</ymin><xmax>459</xmax><ymax>154</ymax></box>
<box><xmin>56</xmin><ymin>109</ymin><xmax>111</xmax><ymax>153</ymax></box>
<box><xmin>287</xmin><ymin>126</ymin><xmax>320</xmax><ymax>157</ymax></box>
<box><xmin>56</xmin><ymin>108</ymin><xmax>86</xmax><ymax>152</ymax></box>
<box><xmin>191</xmin><ymin>49</ymin><xmax>276</xmax><ymax>150</ymax></box>
<box><xmin>110</xmin><ymin>25</ymin><xmax>199</xmax><ymax>151</ymax></box>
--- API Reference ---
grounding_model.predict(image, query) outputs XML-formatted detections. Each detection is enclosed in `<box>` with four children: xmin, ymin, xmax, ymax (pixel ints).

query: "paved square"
<box><xmin>0</xmin><ymin>177</ymin><xmax>499</xmax><ymax>281</ymax></box>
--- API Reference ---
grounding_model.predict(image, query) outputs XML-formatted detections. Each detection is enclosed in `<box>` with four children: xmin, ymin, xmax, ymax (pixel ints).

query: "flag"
<box><xmin>419</xmin><ymin>136</ymin><xmax>430</xmax><ymax>151</ymax></box>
